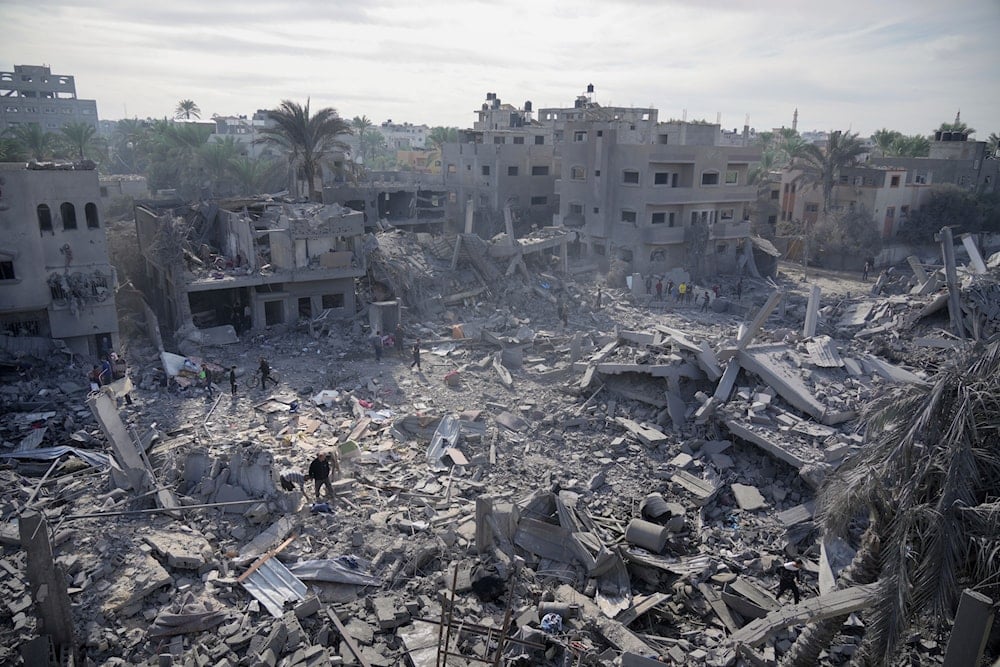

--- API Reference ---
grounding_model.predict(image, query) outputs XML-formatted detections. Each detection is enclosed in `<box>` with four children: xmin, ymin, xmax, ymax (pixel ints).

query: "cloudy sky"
<box><xmin>3</xmin><ymin>0</ymin><xmax>998</xmax><ymax>137</ymax></box>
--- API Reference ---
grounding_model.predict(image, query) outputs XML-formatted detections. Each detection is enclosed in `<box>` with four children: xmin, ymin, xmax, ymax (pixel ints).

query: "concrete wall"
<box><xmin>0</xmin><ymin>163</ymin><xmax>118</xmax><ymax>355</ymax></box>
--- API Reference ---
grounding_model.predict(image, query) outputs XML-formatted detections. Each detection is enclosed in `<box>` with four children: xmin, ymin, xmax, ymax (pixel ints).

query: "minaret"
<box><xmin>792</xmin><ymin>108</ymin><xmax>798</xmax><ymax>133</ymax></box>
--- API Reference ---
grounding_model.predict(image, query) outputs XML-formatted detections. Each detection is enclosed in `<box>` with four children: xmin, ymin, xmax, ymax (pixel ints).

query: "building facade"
<box><xmin>0</xmin><ymin>65</ymin><xmax>99</xmax><ymax>133</ymax></box>
<box><xmin>134</xmin><ymin>200</ymin><xmax>366</xmax><ymax>334</ymax></box>
<box><xmin>555</xmin><ymin>116</ymin><xmax>760</xmax><ymax>277</ymax></box>
<box><xmin>0</xmin><ymin>162</ymin><xmax>119</xmax><ymax>356</ymax></box>
<box><xmin>869</xmin><ymin>132</ymin><xmax>999</xmax><ymax>195</ymax></box>
<box><xmin>377</xmin><ymin>121</ymin><xmax>429</xmax><ymax>150</ymax></box>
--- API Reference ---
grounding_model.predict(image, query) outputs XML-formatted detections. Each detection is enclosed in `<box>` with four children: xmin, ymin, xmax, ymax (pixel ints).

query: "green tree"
<box><xmin>145</xmin><ymin>119</ymin><xmax>213</xmax><ymax>198</ymax></box>
<box><xmin>0</xmin><ymin>131</ymin><xmax>28</xmax><ymax>162</ymax></box>
<box><xmin>110</xmin><ymin>118</ymin><xmax>150</xmax><ymax>173</ymax></box>
<box><xmin>198</xmin><ymin>136</ymin><xmax>241</xmax><ymax>196</ymax></box>
<box><xmin>987</xmin><ymin>132</ymin><xmax>999</xmax><ymax>157</ymax></box>
<box><xmin>228</xmin><ymin>156</ymin><xmax>281</xmax><ymax>195</ymax></box>
<box><xmin>59</xmin><ymin>121</ymin><xmax>99</xmax><ymax>160</ymax></box>
<box><xmin>11</xmin><ymin>123</ymin><xmax>59</xmax><ymax>160</ymax></box>
<box><xmin>258</xmin><ymin>99</ymin><xmax>351</xmax><ymax>200</ymax></box>
<box><xmin>781</xmin><ymin>340</ymin><xmax>1000</xmax><ymax>665</ymax></box>
<box><xmin>899</xmin><ymin>185</ymin><xmax>980</xmax><ymax>243</ymax></box>
<box><xmin>351</xmin><ymin>115</ymin><xmax>375</xmax><ymax>162</ymax></box>
<box><xmin>793</xmin><ymin>130</ymin><xmax>866</xmax><ymax>213</ymax></box>
<box><xmin>937</xmin><ymin>119</ymin><xmax>975</xmax><ymax>136</ymax></box>
<box><xmin>891</xmin><ymin>133</ymin><xmax>930</xmax><ymax>157</ymax></box>
<box><xmin>871</xmin><ymin>128</ymin><xmax>903</xmax><ymax>156</ymax></box>
<box><xmin>427</xmin><ymin>126</ymin><xmax>459</xmax><ymax>151</ymax></box>
<box><xmin>812</xmin><ymin>208</ymin><xmax>882</xmax><ymax>265</ymax></box>
<box><xmin>174</xmin><ymin>99</ymin><xmax>201</xmax><ymax>120</ymax></box>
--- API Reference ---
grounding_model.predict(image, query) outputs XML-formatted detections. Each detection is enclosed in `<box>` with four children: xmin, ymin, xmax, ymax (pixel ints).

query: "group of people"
<box><xmin>370</xmin><ymin>325</ymin><xmax>422</xmax><ymax>372</ymax></box>
<box><xmin>646</xmin><ymin>276</ymin><xmax>734</xmax><ymax>311</ymax></box>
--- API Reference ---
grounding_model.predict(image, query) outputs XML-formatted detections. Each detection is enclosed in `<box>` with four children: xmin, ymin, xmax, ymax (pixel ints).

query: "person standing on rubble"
<box><xmin>395</xmin><ymin>322</ymin><xmax>406</xmax><ymax>357</ymax></box>
<box><xmin>645</xmin><ymin>275</ymin><xmax>652</xmax><ymax>295</ymax></box>
<box><xmin>258</xmin><ymin>357</ymin><xmax>278</xmax><ymax>390</ymax></box>
<box><xmin>307</xmin><ymin>452</ymin><xmax>337</xmax><ymax>499</ymax></box>
<box><xmin>229</xmin><ymin>366</ymin><xmax>238</xmax><ymax>397</ymax></box>
<box><xmin>678</xmin><ymin>282</ymin><xmax>686</xmax><ymax>304</ymax></box>
<box><xmin>655</xmin><ymin>278</ymin><xmax>663</xmax><ymax>301</ymax></box>
<box><xmin>411</xmin><ymin>339</ymin><xmax>422</xmax><ymax>371</ymax></box>
<box><xmin>701</xmin><ymin>291</ymin><xmax>710</xmax><ymax>312</ymax></box>
<box><xmin>372</xmin><ymin>330</ymin><xmax>383</xmax><ymax>363</ymax></box>
<box><xmin>279</xmin><ymin>468</ymin><xmax>308</xmax><ymax>497</ymax></box>
<box><xmin>736</xmin><ymin>279</ymin><xmax>743</xmax><ymax>302</ymax></box>
<box><xmin>776</xmin><ymin>558</ymin><xmax>803</xmax><ymax>604</ymax></box>
<box><xmin>557</xmin><ymin>300</ymin><xmax>568</xmax><ymax>328</ymax></box>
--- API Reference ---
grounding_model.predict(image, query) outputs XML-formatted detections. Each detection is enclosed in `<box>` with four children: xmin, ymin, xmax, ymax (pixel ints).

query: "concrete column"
<box><xmin>939</xmin><ymin>226</ymin><xmax>966</xmax><ymax>339</ymax></box>
<box><xmin>803</xmin><ymin>285</ymin><xmax>821</xmax><ymax>337</ymax></box>
<box><xmin>736</xmin><ymin>290</ymin><xmax>783</xmax><ymax>349</ymax></box>
<box><xmin>19</xmin><ymin>512</ymin><xmax>75</xmax><ymax>649</ymax></box>
<box><xmin>943</xmin><ymin>589</ymin><xmax>994</xmax><ymax>667</ymax></box>
<box><xmin>961</xmin><ymin>234</ymin><xmax>988</xmax><ymax>274</ymax></box>
<box><xmin>906</xmin><ymin>255</ymin><xmax>928</xmax><ymax>284</ymax></box>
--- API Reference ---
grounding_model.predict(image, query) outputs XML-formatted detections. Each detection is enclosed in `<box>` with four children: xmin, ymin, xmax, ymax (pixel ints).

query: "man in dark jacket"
<box><xmin>307</xmin><ymin>452</ymin><xmax>337</xmax><ymax>499</ymax></box>
<box><xmin>776</xmin><ymin>558</ymin><xmax>803</xmax><ymax>604</ymax></box>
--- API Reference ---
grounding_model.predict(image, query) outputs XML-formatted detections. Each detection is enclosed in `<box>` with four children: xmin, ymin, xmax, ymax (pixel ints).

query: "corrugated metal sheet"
<box><xmin>241</xmin><ymin>558</ymin><xmax>307</xmax><ymax>618</ymax></box>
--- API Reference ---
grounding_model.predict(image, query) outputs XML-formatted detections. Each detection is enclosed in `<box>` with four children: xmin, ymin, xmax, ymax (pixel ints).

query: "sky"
<box><xmin>2</xmin><ymin>0</ymin><xmax>999</xmax><ymax>138</ymax></box>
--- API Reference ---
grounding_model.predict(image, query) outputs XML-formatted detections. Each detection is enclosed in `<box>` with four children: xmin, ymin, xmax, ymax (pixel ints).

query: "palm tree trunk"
<box><xmin>779</xmin><ymin>532</ymin><xmax>881</xmax><ymax>667</ymax></box>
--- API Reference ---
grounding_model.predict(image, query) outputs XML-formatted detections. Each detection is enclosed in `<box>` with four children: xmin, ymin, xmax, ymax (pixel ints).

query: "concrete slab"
<box><xmin>731</xmin><ymin>484</ymin><xmax>766</xmax><ymax>511</ymax></box>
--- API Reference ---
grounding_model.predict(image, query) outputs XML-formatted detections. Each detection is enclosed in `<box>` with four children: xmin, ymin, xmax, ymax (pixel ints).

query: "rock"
<box><xmin>731</xmin><ymin>484</ymin><xmax>766</xmax><ymax>511</ymax></box>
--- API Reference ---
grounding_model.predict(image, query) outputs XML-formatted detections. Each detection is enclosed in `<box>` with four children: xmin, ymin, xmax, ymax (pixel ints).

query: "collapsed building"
<box><xmin>0</xmin><ymin>161</ymin><xmax>119</xmax><ymax>357</ymax></box>
<box><xmin>134</xmin><ymin>198</ymin><xmax>367</xmax><ymax>337</ymax></box>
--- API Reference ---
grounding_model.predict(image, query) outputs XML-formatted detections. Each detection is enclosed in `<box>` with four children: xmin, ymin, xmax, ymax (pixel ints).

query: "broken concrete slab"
<box><xmin>730</xmin><ymin>484</ymin><xmax>766</xmax><ymax>511</ymax></box>
<box><xmin>144</xmin><ymin>531</ymin><xmax>214</xmax><ymax>570</ymax></box>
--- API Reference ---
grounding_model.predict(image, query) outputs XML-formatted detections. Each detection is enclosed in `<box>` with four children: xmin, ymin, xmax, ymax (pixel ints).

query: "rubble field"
<box><xmin>3</xmin><ymin>228</ymin><xmax>1000</xmax><ymax>667</ymax></box>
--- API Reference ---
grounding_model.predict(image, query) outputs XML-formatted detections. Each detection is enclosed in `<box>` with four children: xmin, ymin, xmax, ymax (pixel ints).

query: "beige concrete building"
<box><xmin>779</xmin><ymin>165</ymin><xmax>927</xmax><ymax>239</ymax></box>
<box><xmin>869</xmin><ymin>131</ymin><xmax>999</xmax><ymax>195</ymax></box>
<box><xmin>0</xmin><ymin>162</ymin><xmax>119</xmax><ymax>356</ymax></box>
<box><xmin>555</xmin><ymin>112</ymin><xmax>760</xmax><ymax>277</ymax></box>
<box><xmin>0</xmin><ymin>65</ymin><xmax>99</xmax><ymax>133</ymax></box>
<box><xmin>135</xmin><ymin>200</ymin><xmax>366</xmax><ymax>334</ymax></box>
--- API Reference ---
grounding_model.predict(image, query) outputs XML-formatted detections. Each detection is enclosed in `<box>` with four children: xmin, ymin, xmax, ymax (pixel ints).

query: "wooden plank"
<box><xmin>328</xmin><ymin>608</ymin><xmax>373</xmax><ymax>667</ymax></box>
<box><xmin>237</xmin><ymin>534</ymin><xmax>297</xmax><ymax>584</ymax></box>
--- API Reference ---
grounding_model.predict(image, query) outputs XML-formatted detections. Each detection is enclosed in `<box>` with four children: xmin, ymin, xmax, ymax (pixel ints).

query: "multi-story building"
<box><xmin>0</xmin><ymin>65</ymin><xmax>99</xmax><ymax>133</ymax></box>
<box><xmin>778</xmin><ymin>165</ymin><xmax>926</xmax><ymax>239</ymax></box>
<box><xmin>869</xmin><ymin>131</ymin><xmax>999</xmax><ymax>195</ymax></box>
<box><xmin>134</xmin><ymin>199</ymin><xmax>366</xmax><ymax>333</ymax></box>
<box><xmin>377</xmin><ymin>121</ymin><xmax>429</xmax><ymax>150</ymax></box>
<box><xmin>555</xmin><ymin>112</ymin><xmax>760</xmax><ymax>277</ymax></box>
<box><xmin>440</xmin><ymin>93</ymin><xmax>556</xmax><ymax>236</ymax></box>
<box><xmin>323</xmin><ymin>171</ymin><xmax>447</xmax><ymax>231</ymax></box>
<box><xmin>0</xmin><ymin>162</ymin><xmax>119</xmax><ymax>356</ymax></box>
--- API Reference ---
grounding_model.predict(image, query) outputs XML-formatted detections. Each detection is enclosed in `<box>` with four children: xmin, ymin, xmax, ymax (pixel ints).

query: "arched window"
<box><xmin>85</xmin><ymin>203</ymin><xmax>99</xmax><ymax>229</ymax></box>
<box><xmin>37</xmin><ymin>204</ymin><xmax>53</xmax><ymax>232</ymax></box>
<box><xmin>60</xmin><ymin>202</ymin><xmax>77</xmax><ymax>230</ymax></box>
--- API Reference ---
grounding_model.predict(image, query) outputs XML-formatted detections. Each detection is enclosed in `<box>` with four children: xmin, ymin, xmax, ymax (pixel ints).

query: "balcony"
<box><xmin>640</xmin><ymin>225</ymin><xmax>686</xmax><ymax>245</ymax></box>
<box><xmin>711</xmin><ymin>221</ymin><xmax>751</xmax><ymax>239</ymax></box>
<box><xmin>644</xmin><ymin>185</ymin><xmax>757</xmax><ymax>206</ymax></box>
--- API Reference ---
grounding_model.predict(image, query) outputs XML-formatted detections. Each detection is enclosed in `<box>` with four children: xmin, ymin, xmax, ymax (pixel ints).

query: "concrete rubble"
<box><xmin>2</xmin><ymin>228</ymin><xmax>999</xmax><ymax>666</ymax></box>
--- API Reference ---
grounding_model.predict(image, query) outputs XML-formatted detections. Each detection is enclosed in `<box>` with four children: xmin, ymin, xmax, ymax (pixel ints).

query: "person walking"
<box><xmin>655</xmin><ymin>279</ymin><xmax>663</xmax><ymax>301</ymax></box>
<box><xmin>862</xmin><ymin>259</ymin><xmax>871</xmax><ymax>282</ymax></box>
<box><xmin>307</xmin><ymin>452</ymin><xmax>337</xmax><ymax>500</ymax></box>
<box><xmin>666</xmin><ymin>280</ymin><xmax>674</xmax><ymax>299</ymax></box>
<box><xmin>410</xmin><ymin>339</ymin><xmax>422</xmax><ymax>371</ymax></box>
<box><xmin>678</xmin><ymin>282</ymin><xmax>687</xmax><ymax>304</ymax></box>
<box><xmin>776</xmin><ymin>558</ymin><xmax>803</xmax><ymax>604</ymax></box>
<box><xmin>594</xmin><ymin>287</ymin><xmax>602</xmax><ymax>309</ymax></box>
<box><xmin>645</xmin><ymin>276</ymin><xmax>652</xmax><ymax>295</ymax></box>
<box><xmin>202</xmin><ymin>370</ymin><xmax>215</xmax><ymax>400</ymax></box>
<box><xmin>701</xmin><ymin>291</ymin><xmax>710</xmax><ymax>312</ymax></box>
<box><xmin>395</xmin><ymin>322</ymin><xmax>406</xmax><ymax>357</ymax></box>
<box><xmin>736</xmin><ymin>279</ymin><xmax>743</xmax><ymax>302</ymax></box>
<box><xmin>229</xmin><ymin>366</ymin><xmax>238</xmax><ymax>397</ymax></box>
<box><xmin>258</xmin><ymin>357</ymin><xmax>278</xmax><ymax>389</ymax></box>
<box><xmin>372</xmin><ymin>330</ymin><xmax>383</xmax><ymax>363</ymax></box>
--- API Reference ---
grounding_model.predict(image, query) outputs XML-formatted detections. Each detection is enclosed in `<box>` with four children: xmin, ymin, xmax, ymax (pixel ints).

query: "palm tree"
<box><xmin>11</xmin><ymin>123</ymin><xmax>59</xmax><ymax>160</ymax></box>
<box><xmin>175</xmin><ymin>99</ymin><xmax>201</xmax><ymax>120</ymax></box>
<box><xmin>258</xmin><ymin>99</ymin><xmax>351</xmax><ymax>200</ymax></box>
<box><xmin>871</xmin><ymin>128</ymin><xmax>903</xmax><ymax>156</ymax></box>
<box><xmin>59</xmin><ymin>122</ymin><xmax>99</xmax><ymax>160</ymax></box>
<box><xmin>351</xmin><ymin>115</ymin><xmax>375</xmax><ymax>162</ymax></box>
<box><xmin>427</xmin><ymin>126</ymin><xmax>459</xmax><ymax>152</ymax></box>
<box><xmin>891</xmin><ymin>133</ymin><xmax>930</xmax><ymax>157</ymax></box>
<box><xmin>228</xmin><ymin>156</ymin><xmax>280</xmax><ymax>195</ymax></box>
<box><xmin>987</xmin><ymin>132</ymin><xmax>999</xmax><ymax>157</ymax></box>
<box><xmin>111</xmin><ymin>118</ymin><xmax>149</xmax><ymax>173</ymax></box>
<box><xmin>793</xmin><ymin>130</ymin><xmax>865</xmax><ymax>213</ymax></box>
<box><xmin>781</xmin><ymin>339</ymin><xmax>1000</xmax><ymax>665</ymax></box>
<box><xmin>938</xmin><ymin>118</ymin><xmax>975</xmax><ymax>136</ymax></box>
<box><xmin>199</xmin><ymin>136</ymin><xmax>241</xmax><ymax>196</ymax></box>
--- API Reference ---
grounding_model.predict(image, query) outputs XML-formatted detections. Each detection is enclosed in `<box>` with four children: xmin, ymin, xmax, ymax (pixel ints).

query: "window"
<box><xmin>594</xmin><ymin>170</ymin><xmax>601</xmax><ymax>177</ymax></box>
<box><xmin>725</xmin><ymin>170</ymin><xmax>738</xmax><ymax>185</ymax></box>
<box><xmin>596</xmin><ymin>130</ymin><xmax>603</xmax><ymax>137</ymax></box>
<box><xmin>570</xmin><ymin>166</ymin><xmax>586</xmax><ymax>180</ymax></box>
<box><xmin>654</xmin><ymin>172</ymin><xmax>669</xmax><ymax>185</ymax></box>
<box><xmin>479</xmin><ymin>194</ymin><xmax>489</xmax><ymax>206</ymax></box>
<box><xmin>593</xmin><ymin>207</ymin><xmax>600</xmax><ymax>214</ymax></box>
<box><xmin>767</xmin><ymin>214</ymin><xmax>777</xmax><ymax>225</ymax></box>
<box><xmin>701</xmin><ymin>171</ymin><xmax>720</xmax><ymax>186</ymax></box>
<box><xmin>481</xmin><ymin>165</ymin><xmax>490</xmax><ymax>176</ymax></box>
<box><xmin>0</xmin><ymin>261</ymin><xmax>14</xmax><ymax>280</ymax></box>
<box><xmin>530</xmin><ymin>196</ymin><xmax>547</xmax><ymax>206</ymax></box>
<box><xmin>85</xmin><ymin>203</ymin><xmax>99</xmax><ymax>229</ymax></box>
<box><xmin>513</xmin><ymin>136</ymin><xmax>525</xmax><ymax>145</ymax></box>
<box><xmin>886</xmin><ymin>206</ymin><xmax>895</xmax><ymax>218</ymax></box>
<box><xmin>573</xmin><ymin>131</ymin><xmax>587</xmax><ymax>142</ymax></box>
<box><xmin>716</xmin><ymin>244</ymin><xmax>728</xmax><ymax>254</ymax></box>
<box><xmin>569</xmin><ymin>203</ymin><xmax>583</xmax><ymax>215</ymax></box>
<box><xmin>620</xmin><ymin>210</ymin><xmax>637</xmax><ymax>224</ymax></box>
<box><xmin>720</xmin><ymin>208</ymin><xmax>734</xmax><ymax>220</ymax></box>
<box><xmin>534</xmin><ymin>136</ymin><xmax>544</xmax><ymax>145</ymax></box>
<box><xmin>651</xmin><ymin>212</ymin><xmax>666</xmax><ymax>225</ymax></box>
<box><xmin>60</xmin><ymin>202</ymin><xmax>77</xmax><ymax>230</ymax></box>
<box><xmin>507</xmin><ymin>166</ymin><xmax>519</xmax><ymax>176</ymax></box>
<box><xmin>99</xmin><ymin>186</ymin><xmax>109</xmax><ymax>197</ymax></box>
<box><xmin>531</xmin><ymin>165</ymin><xmax>549</xmax><ymax>176</ymax></box>
<box><xmin>770</xmin><ymin>189</ymin><xmax>779</xmax><ymax>200</ymax></box>
<box><xmin>622</xmin><ymin>170</ymin><xmax>639</xmax><ymax>184</ymax></box>
<box><xmin>805</xmin><ymin>203</ymin><xmax>819</xmax><ymax>213</ymax></box>
<box><xmin>657</xmin><ymin>134</ymin><xmax>669</xmax><ymax>145</ymax></box>
<box><xmin>447</xmin><ymin>164</ymin><xmax>456</xmax><ymax>174</ymax></box>
<box><xmin>890</xmin><ymin>175</ymin><xmax>900</xmax><ymax>187</ymax></box>
<box><xmin>494</xmin><ymin>136</ymin><xmax>504</xmax><ymax>144</ymax></box>
<box><xmin>37</xmin><ymin>204</ymin><xmax>53</xmax><ymax>232</ymax></box>
<box><xmin>321</xmin><ymin>294</ymin><xmax>344</xmax><ymax>309</ymax></box>
<box><xmin>900</xmin><ymin>205</ymin><xmax>910</xmax><ymax>218</ymax></box>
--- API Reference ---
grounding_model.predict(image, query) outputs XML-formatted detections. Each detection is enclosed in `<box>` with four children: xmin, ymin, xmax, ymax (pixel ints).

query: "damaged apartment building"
<box><xmin>0</xmin><ymin>161</ymin><xmax>119</xmax><ymax>356</ymax></box>
<box><xmin>323</xmin><ymin>171</ymin><xmax>448</xmax><ymax>233</ymax></box>
<box><xmin>440</xmin><ymin>87</ymin><xmax>766</xmax><ymax>278</ymax></box>
<box><xmin>134</xmin><ymin>199</ymin><xmax>366</xmax><ymax>336</ymax></box>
